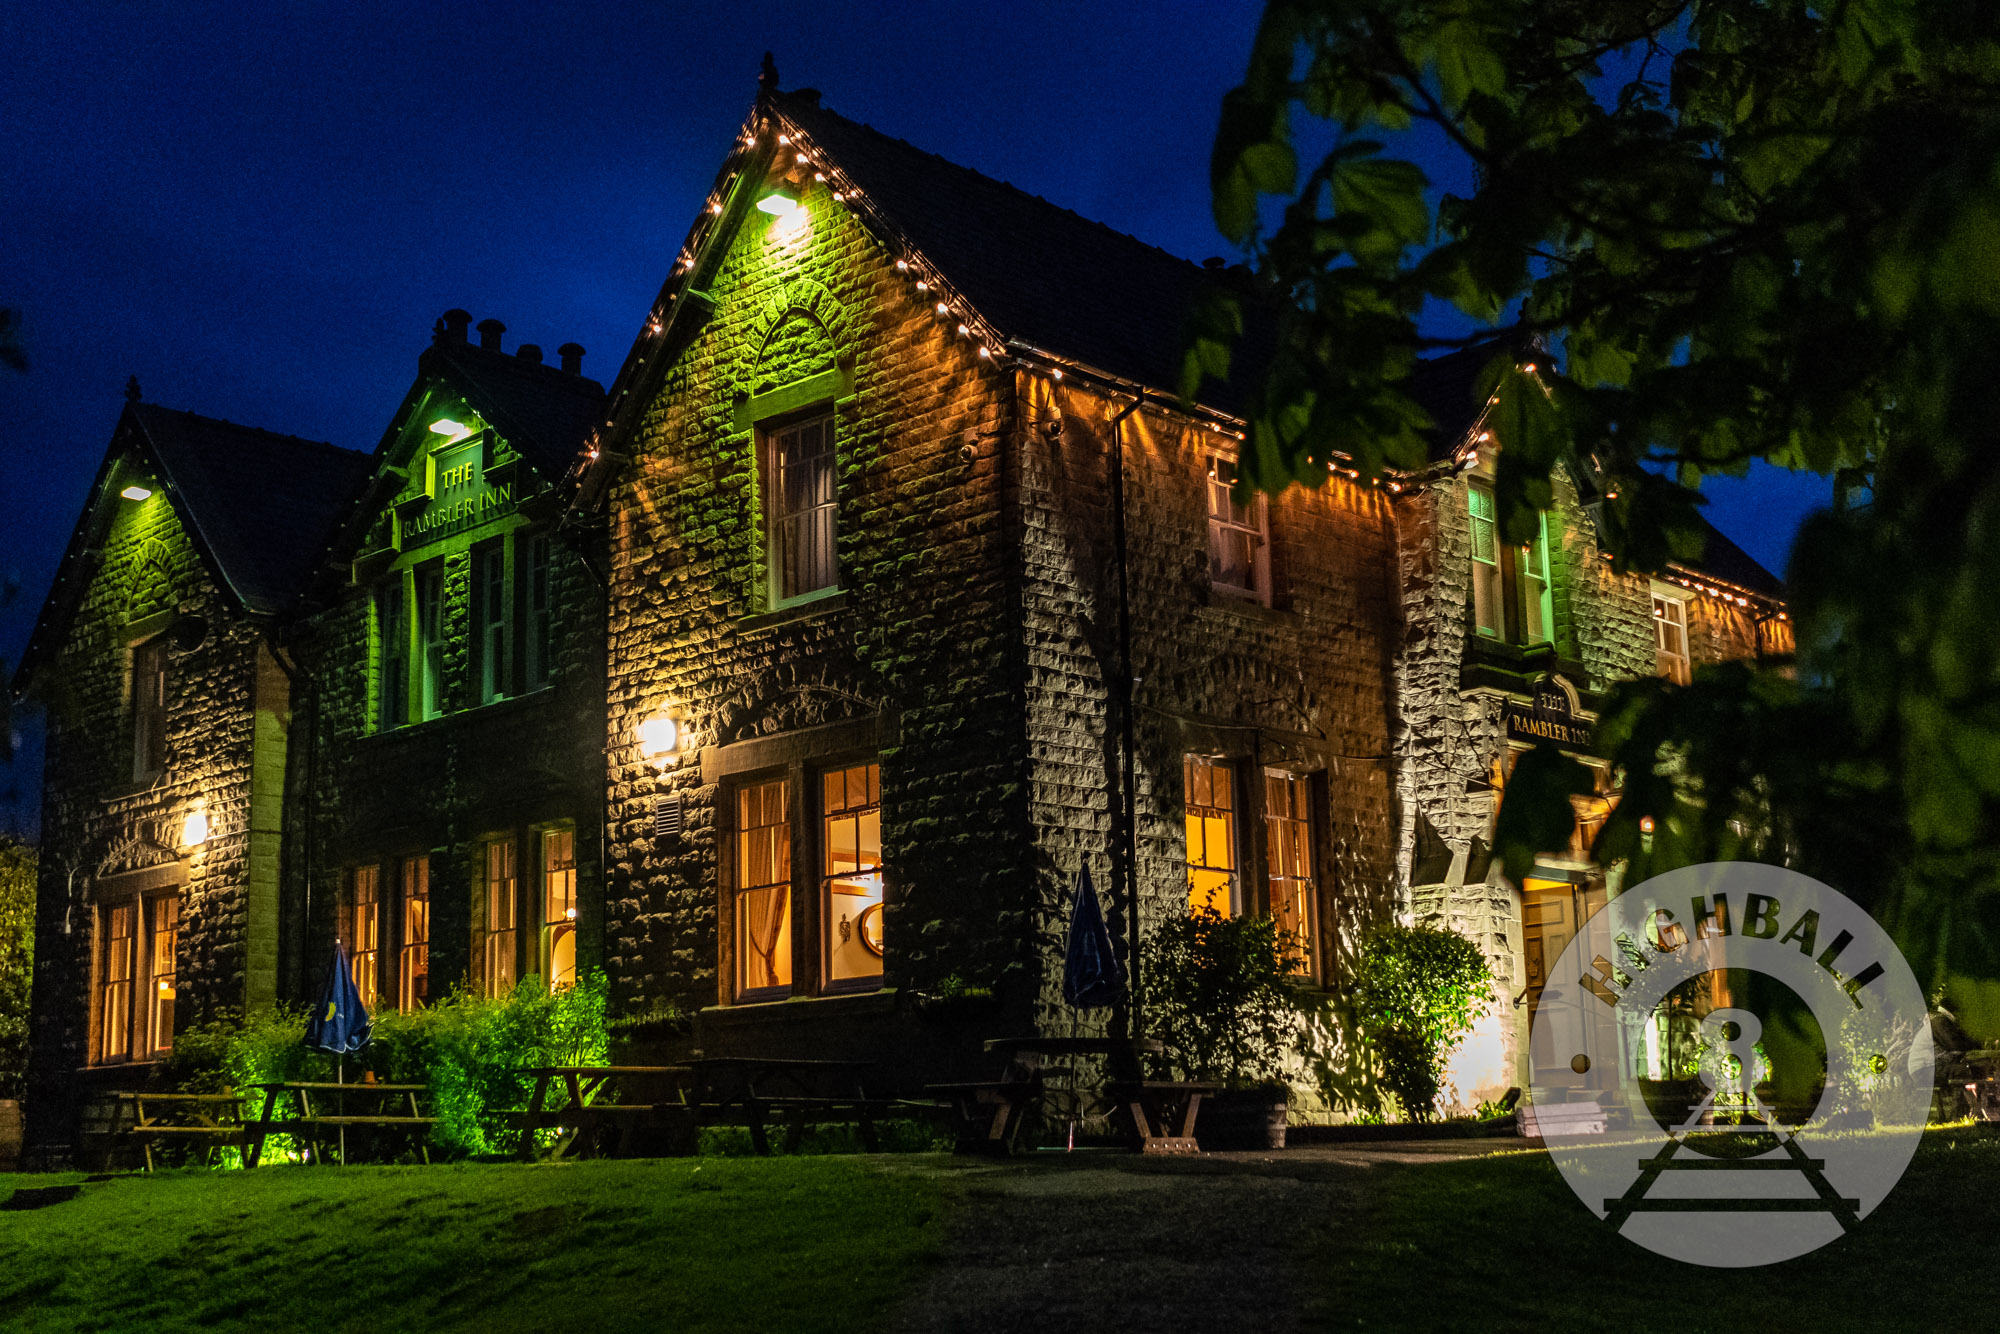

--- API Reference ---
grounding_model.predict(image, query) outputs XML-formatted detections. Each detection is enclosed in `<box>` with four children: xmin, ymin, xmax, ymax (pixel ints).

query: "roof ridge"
<box><xmin>135</xmin><ymin>401</ymin><xmax>354</xmax><ymax>456</ymax></box>
<box><xmin>778</xmin><ymin>92</ymin><xmax>1223</xmax><ymax>282</ymax></box>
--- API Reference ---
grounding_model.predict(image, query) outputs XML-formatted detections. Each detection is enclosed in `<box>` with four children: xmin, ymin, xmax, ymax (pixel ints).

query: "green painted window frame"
<box><xmin>376</xmin><ymin>579</ymin><xmax>409</xmax><ymax>731</ymax></box>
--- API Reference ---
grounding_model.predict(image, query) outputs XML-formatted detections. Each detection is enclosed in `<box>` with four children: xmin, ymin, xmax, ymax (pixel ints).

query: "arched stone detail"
<box><xmin>710</xmin><ymin>665</ymin><xmax>884</xmax><ymax>745</ymax></box>
<box><xmin>1158</xmin><ymin>653</ymin><xmax>1325</xmax><ymax>737</ymax></box>
<box><xmin>731</xmin><ymin>277</ymin><xmax>857</xmax><ymax>399</ymax></box>
<box><xmin>123</xmin><ymin>538</ymin><xmax>180</xmax><ymax>625</ymax></box>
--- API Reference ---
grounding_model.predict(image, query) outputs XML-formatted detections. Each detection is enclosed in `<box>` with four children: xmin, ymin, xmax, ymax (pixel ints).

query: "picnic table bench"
<box><xmin>512</xmin><ymin>1066</ymin><xmax>695</xmax><ymax>1160</ymax></box>
<box><xmin>691</xmin><ymin>1057</ymin><xmax>888</xmax><ymax>1155</ymax></box>
<box><xmin>107</xmin><ymin>1092</ymin><xmax>248</xmax><ymax>1172</ymax></box>
<box><xmin>932</xmin><ymin>1037</ymin><xmax>1212</xmax><ymax>1155</ymax></box>
<box><xmin>243</xmin><ymin>1081</ymin><xmax>436</xmax><ymax>1167</ymax></box>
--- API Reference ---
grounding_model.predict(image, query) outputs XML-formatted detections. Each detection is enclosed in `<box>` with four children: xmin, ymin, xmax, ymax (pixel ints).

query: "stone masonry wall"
<box><xmin>26</xmin><ymin>482</ymin><xmax>269</xmax><ymax>1153</ymax></box>
<box><xmin>603</xmin><ymin>175</ymin><xmax>1031</xmax><ymax>1048</ymax></box>
<box><xmin>1012</xmin><ymin>382</ymin><xmax>1403</xmax><ymax>1036</ymax></box>
<box><xmin>284</xmin><ymin>431</ymin><xmax>606</xmax><ymax>1007</ymax></box>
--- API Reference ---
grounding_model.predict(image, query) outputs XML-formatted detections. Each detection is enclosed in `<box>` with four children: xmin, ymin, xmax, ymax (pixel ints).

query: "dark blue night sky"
<box><xmin>0</xmin><ymin>1</ymin><xmax>1829</xmax><ymax>837</ymax></box>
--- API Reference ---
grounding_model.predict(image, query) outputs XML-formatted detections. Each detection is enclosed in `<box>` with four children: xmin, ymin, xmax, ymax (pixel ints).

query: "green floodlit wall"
<box><xmin>283</xmin><ymin>388</ymin><xmax>607</xmax><ymax>1011</ymax></box>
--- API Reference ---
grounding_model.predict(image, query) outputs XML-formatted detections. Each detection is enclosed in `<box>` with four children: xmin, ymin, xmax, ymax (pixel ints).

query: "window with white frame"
<box><xmin>1206</xmin><ymin>455</ymin><xmax>1270</xmax><ymax>602</ymax></box>
<box><xmin>415</xmin><ymin>562</ymin><xmax>445</xmax><ymax>719</ymax></box>
<box><xmin>762</xmin><ymin>413</ymin><xmax>838</xmax><ymax>604</ymax></box>
<box><xmin>477</xmin><ymin>837</ymin><xmax>518</xmax><ymax>998</ymax></box>
<box><xmin>474</xmin><ymin>541</ymin><xmax>509</xmax><ymax>704</ymax></box>
<box><xmin>541</xmin><ymin>827</ymin><xmax>577</xmax><ymax>988</ymax></box>
<box><xmin>1468</xmin><ymin>481</ymin><xmax>1555</xmax><ymax>645</ymax></box>
<box><xmin>1654</xmin><ymin>590</ymin><xmax>1691</xmax><ymax>685</ymax></box>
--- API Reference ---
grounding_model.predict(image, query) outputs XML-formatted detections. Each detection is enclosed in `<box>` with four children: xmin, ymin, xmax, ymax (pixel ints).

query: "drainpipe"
<box><xmin>1107</xmin><ymin>394</ymin><xmax>1144</xmax><ymax>1041</ymax></box>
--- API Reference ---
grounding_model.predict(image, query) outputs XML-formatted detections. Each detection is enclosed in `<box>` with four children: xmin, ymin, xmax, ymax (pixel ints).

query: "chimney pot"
<box><xmin>440</xmin><ymin>309</ymin><xmax>472</xmax><ymax>344</ymax></box>
<box><xmin>557</xmin><ymin>343</ymin><xmax>586</xmax><ymax>375</ymax></box>
<box><xmin>475</xmin><ymin>318</ymin><xmax>505</xmax><ymax>351</ymax></box>
<box><xmin>517</xmin><ymin>344</ymin><xmax>543</xmax><ymax>364</ymax></box>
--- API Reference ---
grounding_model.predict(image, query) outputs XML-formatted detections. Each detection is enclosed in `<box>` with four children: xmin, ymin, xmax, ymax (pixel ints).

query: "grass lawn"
<box><xmin>0</xmin><ymin>1156</ymin><xmax>944</xmax><ymax>1334</ymax></box>
<box><xmin>1328</xmin><ymin>1125</ymin><xmax>2000</xmax><ymax>1331</ymax></box>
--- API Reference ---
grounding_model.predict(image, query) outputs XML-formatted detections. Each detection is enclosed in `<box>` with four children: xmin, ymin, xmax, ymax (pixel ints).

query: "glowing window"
<box><xmin>822</xmin><ymin>763</ymin><xmax>883</xmax><ymax>988</ymax></box>
<box><xmin>399</xmin><ymin>855</ymin><xmax>430</xmax><ymax>1010</ymax></box>
<box><xmin>733</xmin><ymin>778</ymin><xmax>792</xmax><ymax>998</ymax></box>
<box><xmin>1263</xmin><ymin>772</ymin><xmax>1315</xmax><ymax>976</ymax></box>
<box><xmin>542</xmin><ymin>828</ymin><xmax>577</xmax><ymax>988</ymax></box>
<box><xmin>1184</xmin><ymin>756</ymin><xmax>1238</xmax><ymax>916</ymax></box>
<box><xmin>479</xmin><ymin>838</ymin><xmax>518</xmax><ymax>998</ymax></box>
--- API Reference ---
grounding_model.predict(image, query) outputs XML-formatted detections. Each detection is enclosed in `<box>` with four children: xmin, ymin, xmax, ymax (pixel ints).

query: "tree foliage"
<box><xmin>1204</xmin><ymin>0</ymin><xmax>2000</xmax><ymax>1031</ymax></box>
<box><xmin>0</xmin><ymin>839</ymin><xmax>33</xmax><ymax>1101</ymax></box>
<box><xmin>1351</xmin><ymin>923</ymin><xmax>1493</xmax><ymax>1121</ymax></box>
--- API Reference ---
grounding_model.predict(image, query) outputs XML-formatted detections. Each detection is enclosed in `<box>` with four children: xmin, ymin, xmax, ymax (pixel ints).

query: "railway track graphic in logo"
<box><xmin>1528</xmin><ymin>863</ymin><xmax>1933</xmax><ymax>1267</ymax></box>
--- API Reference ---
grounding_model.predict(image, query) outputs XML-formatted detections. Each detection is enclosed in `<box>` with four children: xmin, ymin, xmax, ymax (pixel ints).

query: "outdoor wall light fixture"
<box><xmin>120</xmin><ymin>485</ymin><xmax>153</xmax><ymax>501</ymax></box>
<box><xmin>429</xmin><ymin>418</ymin><xmax>475</xmax><ymax>445</ymax></box>
<box><xmin>180</xmin><ymin>807</ymin><xmax>209</xmax><ymax>851</ymax></box>
<box><xmin>638</xmin><ymin>713</ymin><xmax>680</xmax><ymax>769</ymax></box>
<box><xmin>755</xmin><ymin>188</ymin><xmax>800</xmax><ymax>217</ymax></box>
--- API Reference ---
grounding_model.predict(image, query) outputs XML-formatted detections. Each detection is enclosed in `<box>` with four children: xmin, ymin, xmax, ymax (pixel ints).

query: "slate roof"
<box><xmin>130</xmin><ymin>404</ymin><xmax>372</xmax><ymax>615</ymax></box>
<box><xmin>417</xmin><ymin>337</ymin><xmax>604</xmax><ymax>479</ymax></box>
<box><xmin>773</xmin><ymin>89</ymin><xmax>1255</xmax><ymax>412</ymax></box>
<box><xmin>1684</xmin><ymin>514</ymin><xmax>1783</xmax><ymax>596</ymax></box>
<box><xmin>15</xmin><ymin>402</ymin><xmax>369</xmax><ymax>688</ymax></box>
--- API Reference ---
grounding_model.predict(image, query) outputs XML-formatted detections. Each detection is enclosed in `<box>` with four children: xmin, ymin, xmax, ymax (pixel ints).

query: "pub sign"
<box><xmin>1503</xmin><ymin>674</ymin><xmax>1596</xmax><ymax>751</ymax></box>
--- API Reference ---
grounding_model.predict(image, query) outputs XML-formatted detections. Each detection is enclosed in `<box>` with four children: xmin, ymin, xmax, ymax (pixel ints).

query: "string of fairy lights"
<box><xmin>579</xmin><ymin>104</ymin><xmax>1788</xmax><ymax>625</ymax></box>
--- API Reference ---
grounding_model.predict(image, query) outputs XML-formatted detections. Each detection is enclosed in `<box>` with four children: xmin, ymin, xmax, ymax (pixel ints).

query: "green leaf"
<box><xmin>1492</xmin><ymin>745</ymin><xmax>1596</xmax><ymax>887</ymax></box>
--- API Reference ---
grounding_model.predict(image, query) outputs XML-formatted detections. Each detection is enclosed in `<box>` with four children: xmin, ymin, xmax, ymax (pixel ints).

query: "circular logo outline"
<box><xmin>1527</xmin><ymin>863</ymin><xmax>1933</xmax><ymax>1267</ymax></box>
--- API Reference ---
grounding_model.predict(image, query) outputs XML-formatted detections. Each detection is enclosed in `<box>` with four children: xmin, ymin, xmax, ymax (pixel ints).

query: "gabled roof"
<box><xmin>1681</xmin><ymin>514</ymin><xmax>1784</xmax><ymax>597</ymax></box>
<box><xmin>15</xmin><ymin>400</ymin><xmax>368</xmax><ymax>687</ymax></box>
<box><xmin>769</xmin><ymin>89</ymin><xmax>1249</xmax><ymax>411</ymax></box>
<box><xmin>416</xmin><ymin>335</ymin><xmax>604</xmax><ymax>480</ymax></box>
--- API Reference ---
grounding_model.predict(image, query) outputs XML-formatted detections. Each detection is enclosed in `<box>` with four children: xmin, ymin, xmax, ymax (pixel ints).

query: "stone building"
<box><xmin>575</xmin><ymin>84</ymin><xmax>1789</xmax><ymax>1098</ymax></box>
<box><xmin>13</xmin><ymin>391</ymin><xmax>369</xmax><ymax>1150</ymax></box>
<box><xmin>280</xmin><ymin>313</ymin><xmax>608</xmax><ymax>1017</ymax></box>
<box><xmin>14</xmin><ymin>80</ymin><xmax>1793</xmax><ymax>1154</ymax></box>
<box><xmin>1389</xmin><ymin>346</ymin><xmax>1795</xmax><ymax>1105</ymax></box>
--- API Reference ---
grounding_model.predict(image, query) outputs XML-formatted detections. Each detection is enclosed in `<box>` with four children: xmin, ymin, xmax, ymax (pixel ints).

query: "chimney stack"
<box><xmin>558</xmin><ymin>343</ymin><xmax>586</xmax><ymax>375</ymax></box>
<box><xmin>439</xmin><ymin>309</ymin><xmax>472</xmax><ymax>344</ymax></box>
<box><xmin>517</xmin><ymin>344</ymin><xmax>543</xmax><ymax>365</ymax></box>
<box><xmin>476</xmin><ymin>318</ymin><xmax>505</xmax><ymax>351</ymax></box>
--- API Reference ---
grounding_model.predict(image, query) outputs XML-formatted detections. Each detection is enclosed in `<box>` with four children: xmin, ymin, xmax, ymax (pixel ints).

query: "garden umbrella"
<box><xmin>1062</xmin><ymin>863</ymin><xmax>1126</xmax><ymax>1008</ymax></box>
<box><xmin>303</xmin><ymin>943</ymin><xmax>372</xmax><ymax>1163</ymax></box>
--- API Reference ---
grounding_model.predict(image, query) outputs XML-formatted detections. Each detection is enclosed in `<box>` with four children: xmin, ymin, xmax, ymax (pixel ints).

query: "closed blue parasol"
<box><xmin>305</xmin><ymin>943</ymin><xmax>371</xmax><ymax>1055</ymax></box>
<box><xmin>1062</xmin><ymin>863</ymin><xmax>1126</xmax><ymax>1008</ymax></box>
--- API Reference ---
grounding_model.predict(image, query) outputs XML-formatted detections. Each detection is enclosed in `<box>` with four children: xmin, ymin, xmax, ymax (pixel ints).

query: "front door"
<box><xmin>1522</xmin><ymin>875</ymin><xmax>1615</xmax><ymax>1093</ymax></box>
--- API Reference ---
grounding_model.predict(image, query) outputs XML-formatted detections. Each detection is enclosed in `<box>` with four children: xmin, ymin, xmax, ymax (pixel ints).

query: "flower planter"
<box><xmin>1195</xmin><ymin>1087</ymin><xmax>1287</xmax><ymax>1151</ymax></box>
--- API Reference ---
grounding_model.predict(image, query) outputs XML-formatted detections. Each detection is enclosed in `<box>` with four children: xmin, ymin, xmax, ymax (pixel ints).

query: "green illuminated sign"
<box><xmin>402</xmin><ymin>439</ymin><xmax>513</xmax><ymax>545</ymax></box>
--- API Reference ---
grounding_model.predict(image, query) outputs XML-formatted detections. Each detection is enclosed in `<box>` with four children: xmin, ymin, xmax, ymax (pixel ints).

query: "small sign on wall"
<box><xmin>1502</xmin><ymin>674</ymin><xmax>1596</xmax><ymax>751</ymax></box>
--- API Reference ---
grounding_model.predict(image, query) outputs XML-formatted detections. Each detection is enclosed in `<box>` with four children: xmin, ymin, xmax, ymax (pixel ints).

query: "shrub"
<box><xmin>1145</xmin><ymin>907</ymin><xmax>1317</xmax><ymax>1088</ymax></box>
<box><xmin>165</xmin><ymin>971</ymin><xmax>611</xmax><ymax>1160</ymax></box>
<box><xmin>1351</xmin><ymin>924</ymin><xmax>1493</xmax><ymax>1122</ymax></box>
<box><xmin>0</xmin><ymin>839</ymin><xmax>32</xmax><ymax>1101</ymax></box>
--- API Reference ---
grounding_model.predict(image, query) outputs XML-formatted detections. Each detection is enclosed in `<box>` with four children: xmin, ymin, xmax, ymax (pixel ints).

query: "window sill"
<box><xmin>1197</xmin><ymin>594</ymin><xmax>1296</xmax><ymax>629</ymax></box>
<box><xmin>737</xmin><ymin>589</ymin><xmax>848</xmax><ymax>633</ymax></box>
<box><xmin>363</xmin><ymin>684</ymin><xmax>559</xmax><ymax>741</ymax></box>
<box><xmin>701</xmin><ymin>986</ymin><xmax>897</xmax><ymax>1027</ymax></box>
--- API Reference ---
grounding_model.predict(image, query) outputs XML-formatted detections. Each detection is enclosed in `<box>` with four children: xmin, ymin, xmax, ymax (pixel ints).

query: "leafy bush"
<box><xmin>1351</xmin><ymin>924</ymin><xmax>1493</xmax><ymax>1123</ymax></box>
<box><xmin>1146</xmin><ymin>907</ymin><xmax>1317</xmax><ymax>1088</ymax></box>
<box><xmin>0</xmin><ymin>839</ymin><xmax>33</xmax><ymax>1101</ymax></box>
<box><xmin>165</xmin><ymin>971</ymin><xmax>611</xmax><ymax>1159</ymax></box>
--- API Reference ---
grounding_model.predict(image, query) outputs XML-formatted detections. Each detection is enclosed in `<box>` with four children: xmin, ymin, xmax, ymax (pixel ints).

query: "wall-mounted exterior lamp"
<box><xmin>638</xmin><ymin>713</ymin><xmax>680</xmax><ymax>770</ymax></box>
<box><xmin>180</xmin><ymin>807</ymin><xmax>209</xmax><ymax>851</ymax></box>
<box><xmin>755</xmin><ymin>188</ymin><xmax>800</xmax><ymax>217</ymax></box>
<box><xmin>429</xmin><ymin>418</ymin><xmax>475</xmax><ymax>445</ymax></box>
<box><xmin>120</xmin><ymin>485</ymin><xmax>153</xmax><ymax>501</ymax></box>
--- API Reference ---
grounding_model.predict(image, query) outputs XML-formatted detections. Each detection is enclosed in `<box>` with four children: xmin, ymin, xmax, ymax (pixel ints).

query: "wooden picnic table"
<box><xmin>936</xmin><ymin>1037</ymin><xmax>1209</xmax><ymax>1155</ymax></box>
<box><xmin>513</xmin><ymin>1066</ymin><xmax>695</xmax><ymax>1160</ymax></box>
<box><xmin>244</xmin><ymin>1080</ymin><xmax>436</xmax><ymax>1168</ymax></box>
<box><xmin>690</xmin><ymin>1056</ymin><xmax>883</xmax><ymax>1155</ymax></box>
<box><xmin>108</xmin><ymin>1091</ymin><xmax>248</xmax><ymax>1172</ymax></box>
